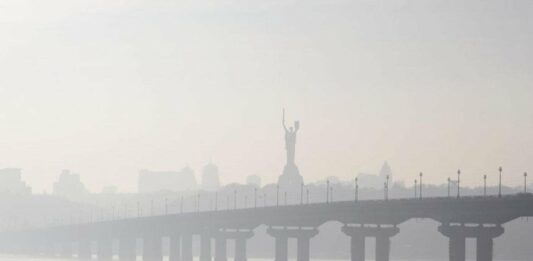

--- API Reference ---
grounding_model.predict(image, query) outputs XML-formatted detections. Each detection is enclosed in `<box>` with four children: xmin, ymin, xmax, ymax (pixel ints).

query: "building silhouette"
<box><xmin>0</xmin><ymin>168</ymin><xmax>31</xmax><ymax>195</ymax></box>
<box><xmin>357</xmin><ymin>162</ymin><xmax>392</xmax><ymax>189</ymax></box>
<box><xmin>246</xmin><ymin>175</ymin><xmax>262</xmax><ymax>187</ymax></box>
<box><xmin>201</xmin><ymin>162</ymin><xmax>220</xmax><ymax>191</ymax></box>
<box><xmin>52</xmin><ymin>169</ymin><xmax>88</xmax><ymax>199</ymax></box>
<box><xmin>138</xmin><ymin>167</ymin><xmax>197</xmax><ymax>193</ymax></box>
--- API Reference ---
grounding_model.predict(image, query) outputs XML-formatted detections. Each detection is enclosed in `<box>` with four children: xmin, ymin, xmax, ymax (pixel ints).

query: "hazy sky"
<box><xmin>1</xmin><ymin>0</ymin><xmax>532</xmax><ymax>193</ymax></box>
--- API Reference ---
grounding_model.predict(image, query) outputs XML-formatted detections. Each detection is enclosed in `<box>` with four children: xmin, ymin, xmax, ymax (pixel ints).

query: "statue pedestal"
<box><xmin>278</xmin><ymin>163</ymin><xmax>303</xmax><ymax>191</ymax></box>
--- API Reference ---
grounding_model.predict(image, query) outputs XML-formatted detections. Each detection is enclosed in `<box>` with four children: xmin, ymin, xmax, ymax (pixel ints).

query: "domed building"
<box><xmin>201</xmin><ymin>162</ymin><xmax>220</xmax><ymax>191</ymax></box>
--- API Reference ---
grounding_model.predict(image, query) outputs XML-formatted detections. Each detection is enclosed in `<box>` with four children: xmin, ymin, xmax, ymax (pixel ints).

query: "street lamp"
<box><xmin>197</xmin><ymin>194</ymin><xmax>200</xmax><ymax>213</ymax></box>
<box><xmin>447</xmin><ymin>177</ymin><xmax>451</xmax><ymax>198</ymax></box>
<box><xmin>215</xmin><ymin>192</ymin><xmax>218</xmax><ymax>211</ymax></box>
<box><xmin>326</xmin><ymin>179</ymin><xmax>330</xmax><ymax>203</ymax></box>
<box><xmin>300</xmin><ymin>183</ymin><xmax>304</xmax><ymax>205</ymax></box>
<box><xmin>385</xmin><ymin>175</ymin><xmax>389</xmax><ymax>200</ymax></box>
<box><xmin>234</xmin><ymin>189</ymin><xmax>237</xmax><ymax>210</ymax></box>
<box><xmin>254</xmin><ymin>188</ymin><xmax>258</xmax><ymax>208</ymax></box>
<box><xmin>354</xmin><ymin>178</ymin><xmax>359</xmax><ymax>202</ymax></box>
<box><xmin>498</xmin><ymin>166</ymin><xmax>502</xmax><ymax>198</ymax></box>
<box><xmin>524</xmin><ymin>172</ymin><xmax>527</xmax><ymax>193</ymax></box>
<box><xmin>414</xmin><ymin>179</ymin><xmax>418</xmax><ymax>199</ymax></box>
<box><xmin>457</xmin><ymin>169</ymin><xmax>461</xmax><ymax>198</ymax></box>
<box><xmin>276</xmin><ymin>184</ymin><xmax>279</xmax><ymax>207</ymax></box>
<box><xmin>483</xmin><ymin>175</ymin><xmax>487</xmax><ymax>197</ymax></box>
<box><xmin>419</xmin><ymin>172</ymin><xmax>423</xmax><ymax>199</ymax></box>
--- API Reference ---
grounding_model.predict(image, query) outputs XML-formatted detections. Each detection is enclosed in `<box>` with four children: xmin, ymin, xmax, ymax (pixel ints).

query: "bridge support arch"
<box><xmin>97</xmin><ymin>238</ymin><xmax>113</xmax><ymax>260</ymax></box>
<box><xmin>77</xmin><ymin>239</ymin><xmax>92</xmax><ymax>260</ymax></box>
<box><xmin>438</xmin><ymin>224</ymin><xmax>504</xmax><ymax>261</ymax></box>
<box><xmin>143</xmin><ymin>234</ymin><xmax>163</xmax><ymax>261</ymax></box>
<box><xmin>118</xmin><ymin>236</ymin><xmax>136</xmax><ymax>261</ymax></box>
<box><xmin>267</xmin><ymin>227</ymin><xmax>318</xmax><ymax>261</ymax></box>
<box><xmin>342</xmin><ymin>225</ymin><xmax>399</xmax><ymax>261</ymax></box>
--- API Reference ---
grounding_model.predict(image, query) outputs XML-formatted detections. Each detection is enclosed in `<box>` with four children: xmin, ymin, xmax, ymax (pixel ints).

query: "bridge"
<box><xmin>2</xmin><ymin>194</ymin><xmax>532</xmax><ymax>261</ymax></box>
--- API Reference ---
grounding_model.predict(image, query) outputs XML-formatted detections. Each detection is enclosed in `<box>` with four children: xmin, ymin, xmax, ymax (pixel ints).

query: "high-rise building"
<box><xmin>201</xmin><ymin>162</ymin><xmax>220</xmax><ymax>191</ymax></box>
<box><xmin>246</xmin><ymin>175</ymin><xmax>262</xmax><ymax>187</ymax></box>
<box><xmin>52</xmin><ymin>170</ymin><xmax>88</xmax><ymax>199</ymax></box>
<box><xmin>0</xmin><ymin>168</ymin><xmax>32</xmax><ymax>195</ymax></box>
<box><xmin>357</xmin><ymin>162</ymin><xmax>393</xmax><ymax>189</ymax></box>
<box><xmin>138</xmin><ymin>167</ymin><xmax>198</xmax><ymax>193</ymax></box>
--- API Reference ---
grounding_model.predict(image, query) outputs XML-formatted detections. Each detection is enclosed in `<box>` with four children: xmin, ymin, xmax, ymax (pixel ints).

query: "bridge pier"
<box><xmin>169</xmin><ymin>234</ymin><xmax>182</xmax><ymax>261</ymax></box>
<box><xmin>342</xmin><ymin>225</ymin><xmax>399</xmax><ymax>261</ymax></box>
<box><xmin>181</xmin><ymin>233</ymin><xmax>193</xmax><ymax>261</ymax></box>
<box><xmin>214</xmin><ymin>235</ymin><xmax>227</xmax><ymax>261</ymax></box>
<box><xmin>439</xmin><ymin>224</ymin><xmax>504</xmax><ymax>261</ymax></box>
<box><xmin>200</xmin><ymin>230</ymin><xmax>212</xmax><ymax>261</ymax></box>
<box><xmin>60</xmin><ymin>241</ymin><xmax>73</xmax><ymax>258</ymax></box>
<box><xmin>97</xmin><ymin>238</ymin><xmax>113</xmax><ymax>260</ymax></box>
<box><xmin>96</xmin><ymin>238</ymin><xmax>113</xmax><ymax>260</ymax></box>
<box><xmin>234</xmin><ymin>231</ymin><xmax>253</xmax><ymax>261</ymax></box>
<box><xmin>267</xmin><ymin>227</ymin><xmax>318</xmax><ymax>261</ymax></box>
<box><xmin>143</xmin><ymin>235</ymin><xmax>163</xmax><ymax>261</ymax></box>
<box><xmin>119</xmin><ymin>237</ymin><xmax>136</xmax><ymax>261</ymax></box>
<box><xmin>78</xmin><ymin>239</ymin><xmax>92</xmax><ymax>260</ymax></box>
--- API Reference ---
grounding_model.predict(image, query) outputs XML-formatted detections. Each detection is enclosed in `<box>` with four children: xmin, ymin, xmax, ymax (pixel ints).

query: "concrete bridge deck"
<box><xmin>2</xmin><ymin>194</ymin><xmax>533</xmax><ymax>261</ymax></box>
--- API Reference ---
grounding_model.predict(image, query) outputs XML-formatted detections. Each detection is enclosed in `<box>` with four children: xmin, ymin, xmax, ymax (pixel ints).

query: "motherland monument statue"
<box><xmin>278</xmin><ymin>109</ymin><xmax>304</xmax><ymax>190</ymax></box>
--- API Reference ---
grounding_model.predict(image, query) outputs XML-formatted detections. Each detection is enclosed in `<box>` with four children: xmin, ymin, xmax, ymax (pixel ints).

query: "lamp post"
<box><xmin>276</xmin><ymin>184</ymin><xmax>279</xmax><ymax>207</ymax></box>
<box><xmin>326</xmin><ymin>179</ymin><xmax>330</xmax><ymax>203</ymax></box>
<box><xmin>234</xmin><ymin>189</ymin><xmax>237</xmax><ymax>210</ymax></box>
<box><xmin>483</xmin><ymin>175</ymin><xmax>487</xmax><ymax>197</ymax></box>
<box><xmin>447</xmin><ymin>177</ymin><xmax>451</xmax><ymax>198</ymax></box>
<box><xmin>180</xmin><ymin>196</ymin><xmax>183</xmax><ymax>213</ymax></box>
<box><xmin>307</xmin><ymin>188</ymin><xmax>310</xmax><ymax>204</ymax></box>
<box><xmin>300</xmin><ymin>183</ymin><xmax>304</xmax><ymax>205</ymax></box>
<box><xmin>254</xmin><ymin>188</ymin><xmax>257</xmax><ymax>208</ymax></box>
<box><xmin>197</xmin><ymin>194</ymin><xmax>200</xmax><ymax>213</ymax></box>
<box><xmin>524</xmin><ymin>172</ymin><xmax>527</xmax><ymax>193</ymax></box>
<box><xmin>215</xmin><ymin>192</ymin><xmax>218</xmax><ymax>211</ymax></box>
<box><xmin>457</xmin><ymin>169</ymin><xmax>461</xmax><ymax>198</ymax></box>
<box><xmin>419</xmin><ymin>172</ymin><xmax>423</xmax><ymax>199</ymax></box>
<box><xmin>385</xmin><ymin>175</ymin><xmax>390</xmax><ymax>200</ymax></box>
<box><xmin>498</xmin><ymin>166</ymin><xmax>502</xmax><ymax>198</ymax></box>
<box><xmin>263</xmin><ymin>193</ymin><xmax>267</xmax><ymax>207</ymax></box>
<box><xmin>355</xmin><ymin>177</ymin><xmax>359</xmax><ymax>202</ymax></box>
<box><xmin>414</xmin><ymin>179</ymin><xmax>418</xmax><ymax>199</ymax></box>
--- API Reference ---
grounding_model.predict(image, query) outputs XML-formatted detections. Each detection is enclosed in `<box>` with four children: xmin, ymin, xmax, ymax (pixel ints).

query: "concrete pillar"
<box><xmin>235</xmin><ymin>237</ymin><xmax>247</xmax><ymax>261</ymax></box>
<box><xmin>200</xmin><ymin>233</ymin><xmax>212</xmax><ymax>261</ymax></box>
<box><xmin>214</xmin><ymin>236</ymin><xmax>227</xmax><ymax>261</ymax></box>
<box><xmin>375</xmin><ymin>234</ymin><xmax>390</xmax><ymax>261</ymax></box>
<box><xmin>170</xmin><ymin>235</ymin><xmax>182</xmax><ymax>261</ymax></box>
<box><xmin>59</xmin><ymin>241</ymin><xmax>72</xmax><ymax>258</ymax></box>
<box><xmin>78</xmin><ymin>240</ymin><xmax>92</xmax><ymax>260</ymax></box>
<box><xmin>274</xmin><ymin>235</ymin><xmax>288</xmax><ymax>261</ymax></box>
<box><xmin>143</xmin><ymin>235</ymin><xmax>163</xmax><ymax>261</ymax></box>
<box><xmin>449</xmin><ymin>235</ymin><xmax>466</xmax><ymax>261</ymax></box>
<box><xmin>296</xmin><ymin>236</ymin><xmax>310</xmax><ymax>261</ymax></box>
<box><xmin>119</xmin><ymin>237</ymin><xmax>136</xmax><ymax>261</ymax></box>
<box><xmin>97</xmin><ymin>239</ymin><xmax>113</xmax><ymax>261</ymax></box>
<box><xmin>181</xmin><ymin>233</ymin><xmax>193</xmax><ymax>261</ymax></box>
<box><xmin>349</xmin><ymin>235</ymin><xmax>365</xmax><ymax>261</ymax></box>
<box><xmin>476</xmin><ymin>236</ymin><xmax>492</xmax><ymax>261</ymax></box>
